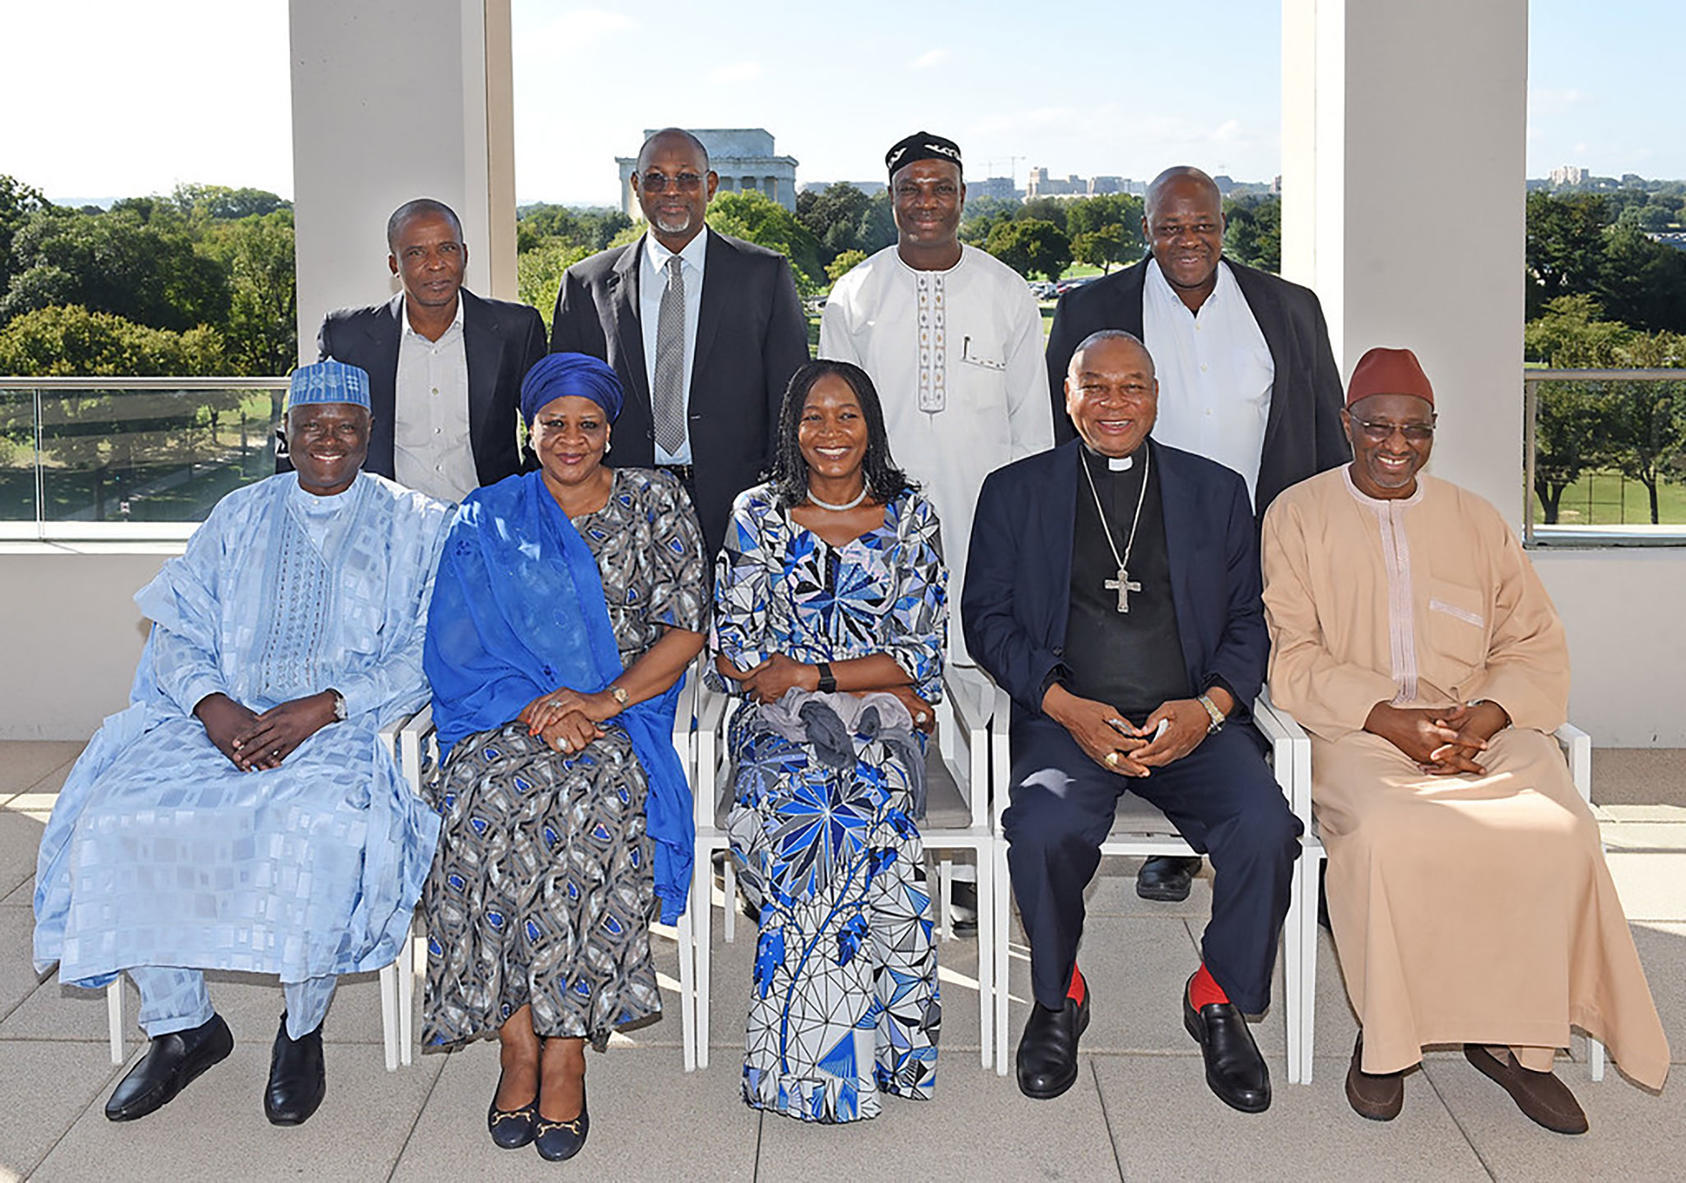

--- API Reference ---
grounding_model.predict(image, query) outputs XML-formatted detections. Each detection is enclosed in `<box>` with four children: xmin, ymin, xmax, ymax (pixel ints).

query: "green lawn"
<box><xmin>1532</xmin><ymin>469</ymin><xmax>1686</xmax><ymax>526</ymax></box>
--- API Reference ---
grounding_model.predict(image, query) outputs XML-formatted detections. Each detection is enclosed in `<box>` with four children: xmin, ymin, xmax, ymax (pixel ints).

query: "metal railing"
<box><xmin>1522</xmin><ymin>368</ymin><xmax>1686</xmax><ymax>547</ymax></box>
<box><xmin>0</xmin><ymin>376</ymin><xmax>287</xmax><ymax>542</ymax></box>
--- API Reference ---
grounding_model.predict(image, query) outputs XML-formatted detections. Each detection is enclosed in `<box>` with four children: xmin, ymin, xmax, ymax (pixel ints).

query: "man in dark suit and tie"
<box><xmin>963</xmin><ymin>330</ymin><xmax>1301</xmax><ymax>1111</ymax></box>
<box><xmin>548</xmin><ymin>128</ymin><xmax>811</xmax><ymax>557</ymax></box>
<box><xmin>310</xmin><ymin>199</ymin><xmax>547</xmax><ymax>503</ymax></box>
<box><xmin>1045</xmin><ymin>166</ymin><xmax>1348</xmax><ymax>903</ymax></box>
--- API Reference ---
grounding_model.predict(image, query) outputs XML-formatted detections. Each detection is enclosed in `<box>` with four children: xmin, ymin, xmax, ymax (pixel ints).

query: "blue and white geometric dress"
<box><xmin>709</xmin><ymin>483</ymin><xmax>947</xmax><ymax>1123</ymax></box>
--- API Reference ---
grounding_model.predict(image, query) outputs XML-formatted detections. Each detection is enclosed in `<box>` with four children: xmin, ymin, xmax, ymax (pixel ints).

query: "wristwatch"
<box><xmin>330</xmin><ymin>690</ymin><xmax>348</xmax><ymax>722</ymax></box>
<box><xmin>1195</xmin><ymin>693</ymin><xmax>1225</xmax><ymax>734</ymax></box>
<box><xmin>815</xmin><ymin>662</ymin><xmax>837</xmax><ymax>694</ymax></box>
<box><xmin>608</xmin><ymin>684</ymin><xmax>629</xmax><ymax>706</ymax></box>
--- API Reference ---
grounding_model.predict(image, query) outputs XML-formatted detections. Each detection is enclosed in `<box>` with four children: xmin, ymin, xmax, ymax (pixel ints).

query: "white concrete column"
<box><xmin>288</xmin><ymin>0</ymin><xmax>517</xmax><ymax>363</ymax></box>
<box><xmin>1281</xmin><ymin>0</ymin><xmax>1528</xmax><ymax>524</ymax></box>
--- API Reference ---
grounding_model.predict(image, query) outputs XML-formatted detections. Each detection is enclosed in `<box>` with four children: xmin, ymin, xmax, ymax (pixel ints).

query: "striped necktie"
<box><xmin>652</xmin><ymin>254</ymin><xmax>686</xmax><ymax>456</ymax></box>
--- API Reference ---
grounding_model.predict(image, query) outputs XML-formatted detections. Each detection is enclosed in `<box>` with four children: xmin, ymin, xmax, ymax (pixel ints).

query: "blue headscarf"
<box><xmin>521</xmin><ymin>352</ymin><xmax>625</xmax><ymax>424</ymax></box>
<box><xmin>423</xmin><ymin>472</ymin><xmax>694</xmax><ymax>923</ymax></box>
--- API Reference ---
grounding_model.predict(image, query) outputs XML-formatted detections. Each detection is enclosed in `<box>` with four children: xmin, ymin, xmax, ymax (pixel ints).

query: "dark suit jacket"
<box><xmin>307</xmin><ymin>288</ymin><xmax>547</xmax><ymax>485</ymax></box>
<box><xmin>962</xmin><ymin>439</ymin><xmax>1267</xmax><ymax>729</ymax></box>
<box><xmin>548</xmin><ymin>230</ymin><xmax>811</xmax><ymax>557</ymax></box>
<box><xmin>1044</xmin><ymin>256</ymin><xmax>1349</xmax><ymax>515</ymax></box>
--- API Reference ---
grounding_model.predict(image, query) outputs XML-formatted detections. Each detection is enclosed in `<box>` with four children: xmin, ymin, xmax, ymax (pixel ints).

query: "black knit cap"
<box><xmin>885</xmin><ymin>131</ymin><xmax>963</xmax><ymax>182</ymax></box>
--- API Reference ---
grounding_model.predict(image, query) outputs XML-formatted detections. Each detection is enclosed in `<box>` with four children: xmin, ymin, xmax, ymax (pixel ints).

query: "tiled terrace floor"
<box><xmin>1</xmin><ymin>743</ymin><xmax>1681</xmax><ymax>1181</ymax></box>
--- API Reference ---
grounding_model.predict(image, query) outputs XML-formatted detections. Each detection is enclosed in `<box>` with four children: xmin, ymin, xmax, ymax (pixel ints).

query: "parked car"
<box><xmin>1055</xmin><ymin>276</ymin><xmax>1099</xmax><ymax>296</ymax></box>
<box><xmin>1027</xmin><ymin>280</ymin><xmax>1056</xmax><ymax>299</ymax></box>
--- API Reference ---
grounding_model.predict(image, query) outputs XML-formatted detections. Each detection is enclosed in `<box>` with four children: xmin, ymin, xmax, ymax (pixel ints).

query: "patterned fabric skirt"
<box><xmin>421</xmin><ymin>721</ymin><xmax>660</xmax><ymax>1052</ymax></box>
<box><xmin>726</xmin><ymin>707</ymin><xmax>940</xmax><ymax>1123</ymax></box>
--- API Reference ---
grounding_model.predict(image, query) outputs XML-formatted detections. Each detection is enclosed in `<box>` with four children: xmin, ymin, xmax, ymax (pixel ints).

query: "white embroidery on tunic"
<box><xmin>1344</xmin><ymin>469</ymin><xmax>1426</xmax><ymax>703</ymax></box>
<box><xmin>1428</xmin><ymin>598</ymin><xmax>1485</xmax><ymax>628</ymax></box>
<box><xmin>915</xmin><ymin>271</ymin><xmax>947</xmax><ymax>412</ymax></box>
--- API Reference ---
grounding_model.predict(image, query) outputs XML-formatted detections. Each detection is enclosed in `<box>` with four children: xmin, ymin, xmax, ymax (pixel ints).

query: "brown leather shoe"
<box><xmin>1346</xmin><ymin>1033</ymin><xmax>1404</xmax><ymax>1121</ymax></box>
<box><xmin>1464</xmin><ymin>1045</ymin><xmax>1588</xmax><ymax>1134</ymax></box>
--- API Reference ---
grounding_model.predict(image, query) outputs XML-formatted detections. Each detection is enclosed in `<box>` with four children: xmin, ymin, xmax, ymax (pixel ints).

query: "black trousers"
<box><xmin>1002</xmin><ymin>716</ymin><xmax>1301</xmax><ymax>1014</ymax></box>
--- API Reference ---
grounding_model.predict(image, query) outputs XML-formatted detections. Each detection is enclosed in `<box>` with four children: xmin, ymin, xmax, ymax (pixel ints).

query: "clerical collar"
<box><xmin>1081</xmin><ymin>443</ymin><xmax>1141</xmax><ymax>473</ymax></box>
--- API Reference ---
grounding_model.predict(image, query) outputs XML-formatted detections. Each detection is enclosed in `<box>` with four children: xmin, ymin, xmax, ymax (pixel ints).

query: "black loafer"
<box><xmin>488</xmin><ymin>1071</ymin><xmax>537</xmax><ymax>1150</ymax></box>
<box><xmin>1182</xmin><ymin>974</ymin><xmax>1271</xmax><ymax>1113</ymax></box>
<box><xmin>1015</xmin><ymin>990</ymin><xmax>1091</xmax><ymax>1100</ymax></box>
<box><xmin>264</xmin><ymin>1013</ymin><xmax>326</xmax><ymax>1126</ymax></box>
<box><xmin>534</xmin><ymin>1084</ymin><xmax>589</xmax><ymax>1162</ymax></box>
<box><xmin>105</xmin><ymin>1012</ymin><xmax>234</xmax><ymax>1122</ymax></box>
<box><xmin>1136</xmin><ymin>855</ymin><xmax>1202</xmax><ymax>902</ymax></box>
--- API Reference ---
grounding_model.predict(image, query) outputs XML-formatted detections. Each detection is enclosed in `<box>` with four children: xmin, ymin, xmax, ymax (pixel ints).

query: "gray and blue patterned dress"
<box><xmin>709</xmin><ymin>481</ymin><xmax>948</xmax><ymax>1123</ymax></box>
<box><xmin>421</xmin><ymin>468</ymin><xmax>707</xmax><ymax>1051</ymax></box>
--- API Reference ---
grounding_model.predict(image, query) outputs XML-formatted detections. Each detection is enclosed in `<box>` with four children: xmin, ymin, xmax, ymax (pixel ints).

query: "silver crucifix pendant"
<box><xmin>1105</xmin><ymin>566</ymin><xmax>1142</xmax><ymax>613</ymax></box>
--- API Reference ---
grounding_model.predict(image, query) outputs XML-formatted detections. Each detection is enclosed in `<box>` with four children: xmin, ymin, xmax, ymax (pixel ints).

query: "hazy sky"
<box><xmin>0</xmin><ymin>1</ymin><xmax>1679</xmax><ymax>205</ymax></box>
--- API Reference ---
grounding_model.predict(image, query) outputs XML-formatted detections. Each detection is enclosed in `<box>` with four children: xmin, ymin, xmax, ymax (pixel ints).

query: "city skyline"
<box><xmin>2</xmin><ymin>1</ymin><xmax>1683</xmax><ymax>205</ymax></box>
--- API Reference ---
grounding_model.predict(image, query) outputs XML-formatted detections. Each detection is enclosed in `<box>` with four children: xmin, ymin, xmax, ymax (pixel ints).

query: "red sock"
<box><xmin>1188</xmin><ymin>963</ymin><xmax>1229</xmax><ymax>1009</ymax></box>
<box><xmin>1066</xmin><ymin>965</ymin><xmax>1086</xmax><ymax>1007</ymax></box>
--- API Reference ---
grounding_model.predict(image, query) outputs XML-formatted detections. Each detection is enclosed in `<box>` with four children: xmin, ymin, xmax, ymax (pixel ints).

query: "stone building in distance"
<box><xmin>617</xmin><ymin>128</ymin><xmax>799</xmax><ymax>216</ymax></box>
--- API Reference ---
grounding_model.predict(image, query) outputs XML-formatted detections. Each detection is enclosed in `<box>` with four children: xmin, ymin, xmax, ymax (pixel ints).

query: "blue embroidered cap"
<box><xmin>287</xmin><ymin>359</ymin><xmax>372</xmax><ymax>411</ymax></box>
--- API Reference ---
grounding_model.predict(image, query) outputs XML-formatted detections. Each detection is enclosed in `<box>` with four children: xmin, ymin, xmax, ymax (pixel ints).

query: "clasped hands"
<box><xmin>1365</xmin><ymin>700</ymin><xmax>1509</xmax><ymax>775</ymax></box>
<box><xmin>197</xmin><ymin>690</ymin><xmax>337</xmax><ymax>771</ymax></box>
<box><xmin>521</xmin><ymin>686</ymin><xmax>623</xmax><ymax>754</ymax></box>
<box><xmin>713</xmin><ymin>653</ymin><xmax>936</xmax><ymax>733</ymax></box>
<box><xmin>1042</xmin><ymin>684</ymin><xmax>1215</xmax><ymax>777</ymax></box>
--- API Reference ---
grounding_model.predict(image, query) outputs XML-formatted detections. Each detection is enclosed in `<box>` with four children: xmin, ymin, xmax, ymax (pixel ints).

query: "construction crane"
<box><xmin>984</xmin><ymin>156</ymin><xmax>1025</xmax><ymax>183</ymax></box>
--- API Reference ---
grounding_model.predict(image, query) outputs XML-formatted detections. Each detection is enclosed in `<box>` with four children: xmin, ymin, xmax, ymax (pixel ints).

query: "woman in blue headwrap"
<box><xmin>420</xmin><ymin>353</ymin><xmax>707</xmax><ymax>1161</ymax></box>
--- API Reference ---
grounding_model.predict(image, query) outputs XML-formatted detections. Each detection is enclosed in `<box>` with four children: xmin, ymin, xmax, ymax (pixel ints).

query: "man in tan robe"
<box><xmin>1260</xmin><ymin>346</ymin><xmax>1668</xmax><ymax>1133</ymax></box>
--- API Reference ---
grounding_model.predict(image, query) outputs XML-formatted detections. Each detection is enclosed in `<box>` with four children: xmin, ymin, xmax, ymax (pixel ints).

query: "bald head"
<box><xmin>1069</xmin><ymin>329</ymin><xmax>1155</xmax><ymax>380</ymax></box>
<box><xmin>1145</xmin><ymin>166</ymin><xmax>1220</xmax><ymax>218</ymax></box>
<box><xmin>637</xmin><ymin>127</ymin><xmax>710</xmax><ymax>172</ymax></box>
<box><xmin>1065</xmin><ymin>330</ymin><xmax>1158</xmax><ymax>459</ymax></box>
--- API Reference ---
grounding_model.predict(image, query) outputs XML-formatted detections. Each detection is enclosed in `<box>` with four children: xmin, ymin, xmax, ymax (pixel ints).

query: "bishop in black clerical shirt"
<box><xmin>961</xmin><ymin>329</ymin><xmax>1300</xmax><ymax>1115</ymax></box>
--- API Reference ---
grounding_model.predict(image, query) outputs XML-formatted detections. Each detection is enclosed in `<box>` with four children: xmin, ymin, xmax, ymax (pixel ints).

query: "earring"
<box><xmin>603</xmin><ymin>434</ymin><xmax>612</xmax><ymax>455</ymax></box>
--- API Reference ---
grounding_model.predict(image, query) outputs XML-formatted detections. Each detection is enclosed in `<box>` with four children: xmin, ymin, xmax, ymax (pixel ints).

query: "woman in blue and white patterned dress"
<box><xmin>709</xmin><ymin>359</ymin><xmax>947</xmax><ymax>1124</ymax></box>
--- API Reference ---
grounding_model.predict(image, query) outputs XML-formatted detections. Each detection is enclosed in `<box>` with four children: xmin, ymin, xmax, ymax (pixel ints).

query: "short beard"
<box><xmin>652</xmin><ymin>211</ymin><xmax>694</xmax><ymax>236</ymax></box>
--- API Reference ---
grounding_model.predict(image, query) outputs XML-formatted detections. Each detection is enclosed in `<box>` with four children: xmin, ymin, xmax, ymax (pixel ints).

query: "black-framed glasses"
<box><xmin>1350</xmin><ymin>414</ymin><xmax>1436</xmax><ymax>443</ymax></box>
<box><xmin>640</xmin><ymin>172</ymin><xmax>705</xmax><ymax>193</ymax></box>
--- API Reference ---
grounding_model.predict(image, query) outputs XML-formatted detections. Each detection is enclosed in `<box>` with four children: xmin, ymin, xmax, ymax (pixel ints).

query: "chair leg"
<box><xmin>695</xmin><ymin>851</ymin><xmax>714</xmax><ymax>1070</ymax></box>
<box><xmin>993</xmin><ymin>841</ymin><xmax>1012</xmax><ymax>1077</ymax></box>
<box><xmin>1590</xmin><ymin>1036</ymin><xmax>1607</xmax><ymax>1082</ymax></box>
<box><xmin>399</xmin><ymin>926</ymin><xmax>417</xmax><ymax>1067</ymax></box>
<box><xmin>1284</xmin><ymin>849</ymin><xmax>1305</xmax><ymax>1086</ymax></box>
<box><xmin>678</xmin><ymin>905</ymin><xmax>697</xmax><ymax>1073</ymax></box>
<box><xmin>723</xmin><ymin>857</ymin><xmax>737</xmax><ymax>945</ymax></box>
<box><xmin>1297</xmin><ymin>854</ymin><xmax>1320</xmax><ymax>1084</ymax></box>
<box><xmin>379</xmin><ymin>961</ymin><xmax>399</xmax><ymax>1073</ymax></box>
<box><xmin>938</xmin><ymin>857</ymin><xmax>953</xmax><ymax>941</ymax></box>
<box><xmin>975</xmin><ymin>847</ymin><xmax>994</xmax><ymax>1069</ymax></box>
<box><xmin>107</xmin><ymin>978</ymin><xmax>125</xmax><ymax>1066</ymax></box>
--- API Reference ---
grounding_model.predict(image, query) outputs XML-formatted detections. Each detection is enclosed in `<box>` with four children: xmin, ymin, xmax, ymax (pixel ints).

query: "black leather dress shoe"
<box><xmin>488</xmin><ymin>1071</ymin><xmax>537</xmax><ymax>1150</ymax></box>
<box><xmin>534</xmin><ymin>1084</ymin><xmax>590</xmax><ymax>1161</ymax></box>
<box><xmin>1182</xmin><ymin>975</ymin><xmax>1271</xmax><ymax>1113</ymax></box>
<box><xmin>105</xmin><ymin>1013</ymin><xmax>234</xmax><ymax>1122</ymax></box>
<box><xmin>1015</xmin><ymin>990</ymin><xmax>1091</xmax><ymax>1100</ymax></box>
<box><xmin>264</xmin><ymin>1013</ymin><xmax>326</xmax><ymax>1126</ymax></box>
<box><xmin>1136</xmin><ymin>855</ymin><xmax>1202</xmax><ymax>902</ymax></box>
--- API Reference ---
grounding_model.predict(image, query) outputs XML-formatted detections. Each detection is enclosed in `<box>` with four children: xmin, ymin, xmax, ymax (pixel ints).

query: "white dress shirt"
<box><xmin>1141</xmin><ymin>258</ymin><xmax>1275</xmax><ymax>506</ymax></box>
<box><xmin>639</xmin><ymin>228</ymin><xmax>709</xmax><ymax>465</ymax></box>
<box><xmin>393</xmin><ymin>295</ymin><xmax>478</xmax><ymax>504</ymax></box>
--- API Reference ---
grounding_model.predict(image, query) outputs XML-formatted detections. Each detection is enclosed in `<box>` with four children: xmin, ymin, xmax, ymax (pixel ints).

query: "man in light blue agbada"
<box><xmin>33</xmin><ymin>360</ymin><xmax>451</xmax><ymax>1126</ymax></box>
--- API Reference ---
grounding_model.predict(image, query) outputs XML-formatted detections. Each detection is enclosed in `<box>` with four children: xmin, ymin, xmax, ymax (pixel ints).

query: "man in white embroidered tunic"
<box><xmin>34</xmin><ymin>360</ymin><xmax>451</xmax><ymax>1126</ymax></box>
<box><xmin>1261</xmin><ymin>347</ymin><xmax>1668</xmax><ymax>1132</ymax></box>
<box><xmin>820</xmin><ymin>131</ymin><xmax>1053</xmax><ymax>702</ymax></box>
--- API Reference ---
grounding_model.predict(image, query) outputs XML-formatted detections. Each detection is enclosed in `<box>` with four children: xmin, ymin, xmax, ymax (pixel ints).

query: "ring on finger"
<box><xmin>1105</xmin><ymin>751</ymin><xmax>1120</xmax><ymax>767</ymax></box>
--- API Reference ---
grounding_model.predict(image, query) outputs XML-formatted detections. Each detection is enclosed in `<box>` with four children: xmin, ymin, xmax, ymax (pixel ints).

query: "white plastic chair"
<box><xmin>989</xmin><ymin>690</ymin><xmax>1318</xmax><ymax>1083</ymax></box>
<box><xmin>1555</xmin><ymin>722</ymin><xmax>1606</xmax><ymax>1080</ymax></box>
<box><xmin>688</xmin><ymin>670</ymin><xmax>1006</xmax><ymax>1071</ymax></box>
<box><xmin>105</xmin><ymin>707</ymin><xmax>428</xmax><ymax>1070</ymax></box>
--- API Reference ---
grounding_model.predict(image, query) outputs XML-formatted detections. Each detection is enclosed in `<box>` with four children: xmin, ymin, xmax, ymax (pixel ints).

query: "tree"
<box><xmin>1601</xmin><ymin>332</ymin><xmax>1686</xmax><ymax>524</ymax></box>
<box><xmin>0</xmin><ymin>304</ymin><xmax>227</xmax><ymax>375</ymax></box>
<box><xmin>0</xmin><ymin>174</ymin><xmax>51</xmax><ymax>297</ymax></box>
<box><xmin>1065</xmin><ymin>194</ymin><xmax>1144</xmax><ymax>271</ymax></box>
<box><xmin>705</xmin><ymin>191</ymin><xmax>824</xmax><ymax>292</ymax></box>
<box><xmin>1532</xmin><ymin>381</ymin><xmax>1610</xmax><ymax>523</ymax></box>
<box><xmin>171</xmin><ymin>184</ymin><xmax>290</xmax><ymax>222</ymax></box>
<box><xmin>202</xmin><ymin>210</ymin><xmax>296</xmax><ymax>374</ymax></box>
<box><xmin>825</xmin><ymin>249</ymin><xmax>867</xmax><ymax>284</ymax></box>
<box><xmin>796</xmin><ymin>183</ymin><xmax>874</xmax><ymax>265</ymax></box>
<box><xmin>1596</xmin><ymin>224</ymin><xmax>1686</xmax><ymax>334</ymax></box>
<box><xmin>958</xmin><ymin>194</ymin><xmax>1018</xmax><ymax>247</ymax></box>
<box><xmin>1017</xmin><ymin>197</ymin><xmax>1068</xmax><ymax>233</ymax></box>
<box><xmin>1071</xmin><ymin>227</ymin><xmax>1128</xmax><ymax>273</ymax></box>
<box><xmin>1525</xmin><ymin>191</ymin><xmax>1609</xmax><ymax>318</ymax></box>
<box><xmin>984</xmin><ymin>218</ymin><xmax>1071</xmax><ymax>281</ymax></box>
<box><xmin>3</xmin><ymin>208</ymin><xmax>228</xmax><ymax>332</ymax></box>
<box><xmin>517</xmin><ymin>204</ymin><xmax>629</xmax><ymax>253</ymax></box>
<box><xmin>1223</xmin><ymin>194</ymin><xmax>1281</xmax><ymax>272</ymax></box>
<box><xmin>517</xmin><ymin>239</ymin><xmax>589</xmax><ymax>332</ymax></box>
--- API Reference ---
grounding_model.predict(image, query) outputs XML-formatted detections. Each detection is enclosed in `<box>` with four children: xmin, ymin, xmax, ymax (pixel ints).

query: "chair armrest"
<box><xmin>1254</xmin><ymin>688</ymin><xmax>1313</xmax><ymax>829</ymax></box>
<box><xmin>692</xmin><ymin>675</ymin><xmax>733</xmax><ymax>829</ymax></box>
<box><xmin>1554</xmin><ymin>722</ymin><xmax>1592</xmax><ymax>804</ymax></box>
<box><xmin>385</xmin><ymin>703</ymin><xmax>436</xmax><ymax>801</ymax></box>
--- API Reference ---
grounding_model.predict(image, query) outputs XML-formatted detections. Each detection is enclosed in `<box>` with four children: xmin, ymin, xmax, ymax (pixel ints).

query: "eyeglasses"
<box><xmin>639</xmin><ymin>172</ymin><xmax>705</xmax><ymax>193</ymax></box>
<box><xmin>1350</xmin><ymin>415</ymin><xmax>1436</xmax><ymax>443</ymax></box>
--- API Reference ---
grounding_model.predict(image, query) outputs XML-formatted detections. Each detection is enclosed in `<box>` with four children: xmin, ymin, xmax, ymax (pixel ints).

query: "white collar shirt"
<box><xmin>393</xmin><ymin>293</ymin><xmax>478</xmax><ymax>504</ymax></box>
<box><xmin>639</xmin><ymin>227</ymin><xmax>709</xmax><ymax>465</ymax></box>
<box><xmin>1141</xmin><ymin>257</ymin><xmax>1275</xmax><ymax>506</ymax></box>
